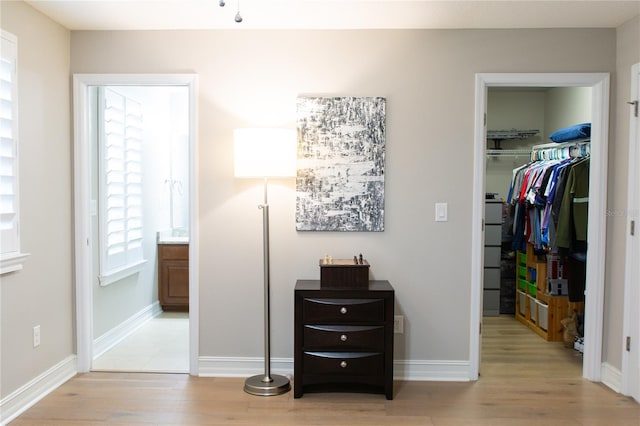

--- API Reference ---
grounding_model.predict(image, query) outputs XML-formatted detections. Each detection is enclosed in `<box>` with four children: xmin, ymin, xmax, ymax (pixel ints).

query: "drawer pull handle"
<box><xmin>340</xmin><ymin>334</ymin><xmax>348</xmax><ymax>342</ymax></box>
<box><xmin>340</xmin><ymin>307</ymin><xmax>348</xmax><ymax>314</ymax></box>
<box><xmin>340</xmin><ymin>361</ymin><xmax>348</xmax><ymax>368</ymax></box>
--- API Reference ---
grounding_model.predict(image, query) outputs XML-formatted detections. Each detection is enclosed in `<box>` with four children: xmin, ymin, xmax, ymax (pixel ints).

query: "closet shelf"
<box><xmin>487</xmin><ymin>129</ymin><xmax>540</xmax><ymax>140</ymax></box>
<box><xmin>487</xmin><ymin>129</ymin><xmax>540</xmax><ymax>149</ymax></box>
<box><xmin>486</xmin><ymin>149</ymin><xmax>531</xmax><ymax>157</ymax></box>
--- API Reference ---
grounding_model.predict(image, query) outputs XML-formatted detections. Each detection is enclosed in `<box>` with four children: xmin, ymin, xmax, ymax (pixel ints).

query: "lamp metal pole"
<box><xmin>243</xmin><ymin>178</ymin><xmax>291</xmax><ymax>396</ymax></box>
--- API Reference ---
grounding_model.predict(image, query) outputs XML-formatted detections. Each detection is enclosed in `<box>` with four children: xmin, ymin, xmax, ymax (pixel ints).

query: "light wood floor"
<box><xmin>11</xmin><ymin>316</ymin><xmax>639</xmax><ymax>425</ymax></box>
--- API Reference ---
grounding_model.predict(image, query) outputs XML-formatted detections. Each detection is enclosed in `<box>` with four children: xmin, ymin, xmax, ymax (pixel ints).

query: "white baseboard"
<box><xmin>93</xmin><ymin>301</ymin><xmax>162</xmax><ymax>359</ymax></box>
<box><xmin>0</xmin><ymin>355</ymin><xmax>77</xmax><ymax>426</ymax></box>
<box><xmin>601</xmin><ymin>362</ymin><xmax>622</xmax><ymax>393</ymax></box>
<box><xmin>198</xmin><ymin>356</ymin><xmax>293</xmax><ymax>379</ymax></box>
<box><xmin>199</xmin><ymin>357</ymin><xmax>471</xmax><ymax>382</ymax></box>
<box><xmin>394</xmin><ymin>359</ymin><xmax>472</xmax><ymax>381</ymax></box>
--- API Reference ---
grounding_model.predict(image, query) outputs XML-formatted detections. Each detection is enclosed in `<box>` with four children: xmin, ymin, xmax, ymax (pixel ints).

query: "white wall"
<box><xmin>70</xmin><ymin>28</ymin><xmax>617</xmax><ymax>366</ymax></box>
<box><xmin>545</xmin><ymin>87</ymin><xmax>592</xmax><ymax>137</ymax></box>
<box><xmin>486</xmin><ymin>89</ymin><xmax>546</xmax><ymax>200</ymax></box>
<box><xmin>0</xmin><ymin>1</ymin><xmax>73</xmax><ymax>398</ymax></box>
<box><xmin>487</xmin><ymin>89</ymin><xmax>547</xmax><ymax>143</ymax></box>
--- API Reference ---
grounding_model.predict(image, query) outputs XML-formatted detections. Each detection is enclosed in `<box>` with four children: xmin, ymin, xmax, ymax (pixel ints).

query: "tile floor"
<box><xmin>92</xmin><ymin>311</ymin><xmax>189</xmax><ymax>373</ymax></box>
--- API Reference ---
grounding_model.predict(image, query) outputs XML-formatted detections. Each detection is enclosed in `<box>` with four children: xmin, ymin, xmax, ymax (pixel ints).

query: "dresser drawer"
<box><xmin>302</xmin><ymin>298</ymin><xmax>384</xmax><ymax>323</ymax></box>
<box><xmin>303</xmin><ymin>325</ymin><xmax>384</xmax><ymax>350</ymax></box>
<box><xmin>158</xmin><ymin>244</ymin><xmax>189</xmax><ymax>260</ymax></box>
<box><xmin>484</xmin><ymin>224</ymin><xmax>502</xmax><ymax>246</ymax></box>
<box><xmin>303</xmin><ymin>352</ymin><xmax>383</xmax><ymax>375</ymax></box>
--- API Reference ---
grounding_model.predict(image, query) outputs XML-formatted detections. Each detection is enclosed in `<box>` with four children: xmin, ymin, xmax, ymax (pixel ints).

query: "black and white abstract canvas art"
<box><xmin>296</xmin><ymin>96</ymin><xmax>386</xmax><ymax>232</ymax></box>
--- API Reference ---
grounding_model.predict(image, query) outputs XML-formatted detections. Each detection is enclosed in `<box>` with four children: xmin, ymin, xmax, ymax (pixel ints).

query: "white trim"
<box><xmin>93</xmin><ymin>301</ymin><xmax>161</xmax><ymax>359</ymax></box>
<box><xmin>622</xmin><ymin>62</ymin><xmax>640</xmax><ymax>401</ymax></box>
<box><xmin>472</xmin><ymin>73</ymin><xmax>610</xmax><ymax>382</ymax></box>
<box><xmin>187</xmin><ymin>76</ymin><xmax>200</xmax><ymax>376</ymax></box>
<box><xmin>601</xmin><ymin>362</ymin><xmax>623</xmax><ymax>394</ymax></box>
<box><xmin>1</xmin><ymin>29</ymin><xmax>17</xmax><ymax>44</ymax></box>
<box><xmin>393</xmin><ymin>359</ymin><xmax>471</xmax><ymax>381</ymax></box>
<box><xmin>73</xmin><ymin>73</ymin><xmax>199</xmax><ymax>375</ymax></box>
<box><xmin>73</xmin><ymin>74</ymin><xmax>93</xmax><ymax>372</ymax></box>
<box><xmin>198</xmin><ymin>356</ymin><xmax>293</xmax><ymax>378</ymax></box>
<box><xmin>469</xmin><ymin>74</ymin><xmax>486</xmax><ymax>381</ymax></box>
<box><xmin>582</xmin><ymin>75</ymin><xmax>610</xmax><ymax>382</ymax></box>
<box><xmin>0</xmin><ymin>252</ymin><xmax>30</xmax><ymax>275</ymax></box>
<box><xmin>0</xmin><ymin>355</ymin><xmax>76</xmax><ymax>426</ymax></box>
<box><xmin>198</xmin><ymin>357</ymin><xmax>470</xmax><ymax>382</ymax></box>
<box><xmin>98</xmin><ymin>259</ymin><xmax>147</xmax><ymax>286</ymax></box>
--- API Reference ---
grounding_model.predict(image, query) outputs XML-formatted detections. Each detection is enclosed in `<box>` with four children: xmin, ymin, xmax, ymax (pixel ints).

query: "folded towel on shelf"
<box><xmin>549</xmin><ymin>123</ymin><xmax>591</xmax><ymax>143</ymax></box>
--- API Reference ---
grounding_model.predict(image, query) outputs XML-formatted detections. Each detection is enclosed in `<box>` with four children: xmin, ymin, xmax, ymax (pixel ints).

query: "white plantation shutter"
<box><xmin>98</xmin><ymin>87</ymin><xmax>145</xmax><ymax>282</ymax></box>
<box><xmin>0</xmin><ymin>31</ymin><xmax>20</xmax><ymax>260</ymax></box>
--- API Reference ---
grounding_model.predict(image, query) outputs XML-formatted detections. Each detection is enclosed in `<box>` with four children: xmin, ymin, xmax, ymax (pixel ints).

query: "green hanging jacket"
<box><xmin>554</xmin><ymin>158</ymin><xmax>589</xmax><ymax>250</ymax></box>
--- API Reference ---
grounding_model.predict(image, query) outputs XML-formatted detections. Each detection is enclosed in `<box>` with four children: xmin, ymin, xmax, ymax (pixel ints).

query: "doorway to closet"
<box><xmin>73</xmin><ymin>74</ymin><xmax>199</xmax><ymax>376</ymax></box>
<box><xmin>481</xmin><ymin>86</ymin><xmax>591</xmax><ymax>377</ymax></box>
<box><xmin>470</xmin><ymin>73</ymin><xmax>610</xmax><ymax>382</ymax></box>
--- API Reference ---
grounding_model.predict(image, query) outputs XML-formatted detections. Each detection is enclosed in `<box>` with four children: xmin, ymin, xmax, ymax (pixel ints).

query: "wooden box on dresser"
<box><xmin>157</xmin><ymin>243</ymin><xmax>189</xmax><ymax>311</ymax></box>
<box><xmin>294</xmin><ymin>280</ymin><xmax>394</xmax><ymax>399</ymax></box>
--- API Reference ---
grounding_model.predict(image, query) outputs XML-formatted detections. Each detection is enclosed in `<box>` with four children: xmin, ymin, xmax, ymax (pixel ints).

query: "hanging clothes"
<box><xmin>509</xmin><ymin>159</ymin><xmax>564</xmax><ymax>251</ymax></box>
<box><xmin>554</xmin><ymin>157</ymin><xmax>590</xmax><ymax>303</ymax></box>
<box><xmin>507</xmin><ymin>140</ymin><xmax>590</xmax><ymax>303</ymax></box>
<box><xmin>508</xmin><ymin>141</ymin><xmax>590</xmax><ymax>254</ymax></box>
<box><xmin>555</xmin><ymin>157</ymin><xmax>590</xmax><ymax>254</ymax></box>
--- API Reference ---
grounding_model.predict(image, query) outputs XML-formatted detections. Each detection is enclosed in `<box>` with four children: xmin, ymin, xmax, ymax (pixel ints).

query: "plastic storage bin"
<box><xmin>536</xmin><ymin>299</ymin><xmax>548</xmax><ymax>330</ymax></box>
<box><xmin>518</xmin><ymin>265</ymin><xmax>527</xmax><ymax>279</ymax></box>
<box><xmin>518</xmin><ymin>278</ymin><xmax>528</xmax><ymax>291</ymax></box>
<box><xmin>517</xmin><ymin>290</ymin><xmax>527</xmax><ymax>316</ymax></box>
<box><xmin>519</xmin><ymin>252</ymin><xmax>527</xmax><ymax>265</ymax></box>
<box><xmin>528</xmin><ymin>294</ymin><xmax>537</xmax><ymax>322</ymax></box>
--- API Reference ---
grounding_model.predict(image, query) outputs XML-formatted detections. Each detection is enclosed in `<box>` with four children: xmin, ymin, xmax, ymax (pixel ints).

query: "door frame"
<box><xmin>73</xmin><ymin>73</ymin><xmax>200</xmax><ymax>375</ymax></box>
<box><xmin>470</xmin><ymin>73</ymin><xmax>610</xmax><ymax>381</ymax></box>
<box><xmin>622</xmin><ymin>62</ymin><xmax>640</xmax><ymax>401</ymax></box>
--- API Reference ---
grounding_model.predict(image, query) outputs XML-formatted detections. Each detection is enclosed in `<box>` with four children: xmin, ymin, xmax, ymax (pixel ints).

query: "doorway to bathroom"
<box><xmin>73</xmin><ymin>74</ymin><xmax>199</xmax><ymax>375</ymax></box>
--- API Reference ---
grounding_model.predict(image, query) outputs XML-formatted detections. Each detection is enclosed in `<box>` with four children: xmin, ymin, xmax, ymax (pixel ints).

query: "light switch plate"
<box><xmin>435</xmin><ymin>203</ymin><xmax>448</xmax><ymax>222</ymax></box>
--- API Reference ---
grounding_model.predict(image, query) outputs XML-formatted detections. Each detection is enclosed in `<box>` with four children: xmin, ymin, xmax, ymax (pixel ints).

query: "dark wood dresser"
<box><xmin>294</xmin><ymin>280</ymin><xmax>394</xmax><ymax>399</ymax></box>
<box><xmin>157</xmin><ymin>243</ymin><xmax>189</xmax><ymax>311</ymax></box>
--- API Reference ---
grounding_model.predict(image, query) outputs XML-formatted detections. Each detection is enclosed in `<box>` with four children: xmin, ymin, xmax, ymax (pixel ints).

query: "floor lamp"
<box><xmin>234</xmin><ymin>128</ymin><xmax>296</xmax><ymax>396</ymax></box>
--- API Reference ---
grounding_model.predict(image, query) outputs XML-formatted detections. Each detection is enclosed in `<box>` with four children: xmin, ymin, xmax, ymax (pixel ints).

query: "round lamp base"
<box><xmin>243</xmin><ymin>374</ymin><xmax>291</xmax><ymax>397</ymax></box>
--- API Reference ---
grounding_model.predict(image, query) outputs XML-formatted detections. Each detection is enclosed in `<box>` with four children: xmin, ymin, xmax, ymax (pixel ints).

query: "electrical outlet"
<box><xmin>394</xmin><ymin>315</ymin><xmax>404</xmax><ymax>334</ymax></box>
<box><xmin>33</xmin><ymin>325</ymin><xmax>41</xmax><ymax>347</ymax></box>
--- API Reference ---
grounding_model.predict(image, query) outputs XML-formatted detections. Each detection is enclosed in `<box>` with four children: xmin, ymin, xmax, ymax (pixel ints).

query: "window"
<box><xmin>0</xmin><ymin>30</ymin><xmax>28</xmax><ymax>275</ymax></box>
<box><xmin>98</xmin><ymin>87</ymin><xmax>145</xmax><ymax>285</ymax></box>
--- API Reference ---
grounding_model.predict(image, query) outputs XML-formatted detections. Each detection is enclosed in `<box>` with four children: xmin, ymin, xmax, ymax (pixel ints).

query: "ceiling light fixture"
<box><xmin>219</xmin><ymin>0</ymin><xmax>242</xmax><ymax>23</ymax></box>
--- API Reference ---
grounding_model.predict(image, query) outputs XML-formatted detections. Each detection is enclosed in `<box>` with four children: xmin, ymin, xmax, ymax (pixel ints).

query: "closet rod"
<box><xmin>486</xmin><ymin>149</ymin><xmax>531</xmax><ymax>157</ymax></box>
<box><xmin>530</xmin><ymin>138</ymin><xmax>590</xmax><ymax>152</ymax></box>
<box><xmin>530</xmin><ymin>139</ymin><xmax>590</xmax><ymax>161</ymax></box>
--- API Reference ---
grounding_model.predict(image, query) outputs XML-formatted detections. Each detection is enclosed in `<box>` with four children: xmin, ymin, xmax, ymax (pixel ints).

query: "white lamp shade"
<box><xmin>234</xmin><ymin>128</ymin><xmax>297</xmax><ymax>178</ymax></box>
